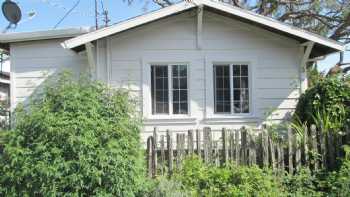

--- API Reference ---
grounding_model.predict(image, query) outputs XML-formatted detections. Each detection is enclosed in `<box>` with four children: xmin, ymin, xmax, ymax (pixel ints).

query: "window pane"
<box><xmin>172</xmin><ymin>65</ymin><xmax>188</xmax><ymax>114</ymax></box>
<box><xmin>180</xmin><ymin>90</ymin><xmax>187</xmax><ymax>102</ymax></box>
<box><xmin>151</xmin><ymin>66</ymin><xmax>169</xmax><ymax>114</ymax></box>
<box><xmin>241</xmin><ymin>77</ymin><xmax>248</xmax><ymax>89</ymax></box>
<box><xmin>214</xmin><ymin>65</ymin><xmax>231</xmax><ymax>113</ymax></box>
<box><xmin>179</xmin><ymin>78</ymin><xmax>187</xmax><ymax>89</ymax></box>
<box><xmin>241</xmin><ymin>65</ymin><xmax>248</xmax><ymax>76</ymax></box>
<box><xmin>234</xmin><ymin>102</ymin><xmax>241</xmax><ymax>113</ymax></box>
<box><xmin>242</xmin><ymin>102</ymin><xmax>249</xmax><ymax>113</ymax></box>
<box><xmin>233</xmin><ymin>90</ymin><xmax>240</xmax><ymax>101</ymax></box>
<box><xmin>233</xmin><ymin>77</ymin><xmax>240</xmax><ymax>89</ymax></box>
<box><xmin>233</xmin><ymin>65</ymin><xmax>240</xmax><ymax>76</ymax></box>
<box><xmin>232</xmin><ymin>65</ymin><xmax>249</xmax><ymax>113</ymax></box>
<box><xmin>180</xmin><ymin>103</ymin><xmax>188</xmax><ymax>114</ymax></box>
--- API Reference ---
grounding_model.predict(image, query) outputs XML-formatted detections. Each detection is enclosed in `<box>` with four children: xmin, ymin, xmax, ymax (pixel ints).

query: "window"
<box><xmin>213</xmin><ymin>64</ymin><xmax>250</xmax><ymax>114</ymax></box>
<box><xmin>151</xmin><ymin>64</ymin><xmax>188</xmax><ymax>115</ymax></box>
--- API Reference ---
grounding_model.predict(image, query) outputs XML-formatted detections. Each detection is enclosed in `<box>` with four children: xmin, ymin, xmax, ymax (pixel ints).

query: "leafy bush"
<box><xmin>144</xmin><ymin>176</ymin><xmax>189</xmax><ymax>197</ymax></box>
<box><xmin>0</xmin><ymin>72</ymin><xmax>145</xmax><ymax>196</ymax></box>
<box><xmin>173</xmin><ymin>156</ymin><xmax>285</xmax><ymax>197</ymax></box>
<box><xmin>283</xmin><ymin>168</ymin><xmax>323</xmax><ymax>197</ymax></box>
<box><xmin>295</xmin><ymin>76</ymin><xmax>350</xmax><ymax>130</ymax></box>
<box><xmin>150</xmin><ymin>155</ymin><xmax>350</xmax><ymax>197</ymax></box>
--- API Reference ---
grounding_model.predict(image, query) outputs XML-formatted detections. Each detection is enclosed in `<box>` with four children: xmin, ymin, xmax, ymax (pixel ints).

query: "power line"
<box><xmin>53</xmin><ymin>0</ymin><xmax>81</xmax><ymax>29</ymax></box>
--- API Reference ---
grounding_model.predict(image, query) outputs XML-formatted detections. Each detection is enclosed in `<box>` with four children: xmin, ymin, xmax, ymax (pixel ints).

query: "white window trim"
<box><xmin>142</xmin><ymin>59</ymin><xmax>192</xmax><ymax>120</ymax></box>
<box><xmin>205</xmin><ymin>54</ymin><xmax>257</xmax><ymax>120</ymax></box>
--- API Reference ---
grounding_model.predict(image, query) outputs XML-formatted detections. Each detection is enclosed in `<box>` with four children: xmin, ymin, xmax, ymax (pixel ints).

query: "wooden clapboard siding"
<box><xmin>11</xmin><ymin>39</ymin><xmax>88</xmax><ymax>107</ymax></box>
<box><xmin>11</xmin><ymin>8</ymin><xmax>302</xmax><ymax>136</ymax></box>
<box><xmin>97</xmin><ymin>10</ymin><xmax>301</xmax><ymax>135</ymax></box>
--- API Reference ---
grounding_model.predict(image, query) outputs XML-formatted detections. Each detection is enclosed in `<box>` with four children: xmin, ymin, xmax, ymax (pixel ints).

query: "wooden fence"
<box><xmin>146</xmin><ymin>125</ymin><xmax>350</xmax><ymax>177</ymax></box>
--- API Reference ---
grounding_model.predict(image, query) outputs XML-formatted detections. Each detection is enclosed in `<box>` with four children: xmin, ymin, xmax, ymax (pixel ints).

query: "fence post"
<box><xmin>278</xmin><ymin>142</ymin><xmax>285</xmax><ymax>171</ymax></box>
<box><xmin>318</xmin><ymin>128</ymin><xmax>326</xmax><ymax>169</ymax></box>
<box><xmin>288</xmin><ymin>127</ymin><xmax>294</xmax><ymax>174</ymax></box>
<box><xmin>235</xmin><ymin>129</ymin><xmax>240</xmax><ymax>165</ymax></box>
<box><xmin>222</xmin><ymin>128</ymin><xmax>229</xmax><ymax>164</ymax></box>
<box><xmin>160</xmin><ymin>135</ymin><xmax>166</xmax><ymax>175</ymax></box>
<box><xmin>176</xmin><ymin>134</ymin><xmax>186</xmax><ymax>169</ymax></box>
<box><xmin>188</xmin><ymin>130</ymin><xmax>194</xmax><ymax>155</ymax></box>
<box><xmin>203</xmin><ymin>127</ymin><xmax>212</xmax><ymax>164</ymax></box>
<box><xmin>166</xmin><ymin>130</ymin><xmax>173</xmax><ymax>175</ymax></box>
<box><xmin>229</xmin><ymin>131</ymin><xmax>235</xmax><ymax>162</ymax></box>
<box><xmin>196</xmin><ymin>129</ymin><xmax>201</xmax><ymax>157</ymax></box>
<box><xmin>214</xmin><ymin>141</ymin><xmax>220</xmax><ymax>166</ymax></box>
<box><xmin>147</xmin><ymin>136</ymin><xmax>153</xmax><ymax>177</ymax></box>
<box><xmin>303</xmin><ymin>127</ymin><xmax>309</xmax><ymax>167</ymax></box>
<box><xmin>269</xmin><ymin>135</ymin><xmax>276</xmax><ymax>170</ymax></box>
<box><xmin>295</xmin><ymin>133</ymin><xmax>301</xmax><ymax>172</ymax></box>
<box><xmin>310</xmin><ymin>125</ymin><xmax>319</xmax><ymax>171</ymax></box>
<box><xmin>241</xmin><ymin>127</ymin><xmax>248</xmax><ymax>165</ymax></box>
<box><xmin>152</xmin><ymin>127</ymin><xmax>158</xmax><ymax>177</ymax></box>
<box><xmin>261</xmin><ymin>130</ymin><xmax>269</xmax><ymax>168</ymax></box>
<box><xmin>249</xmin><ymin>134</ymin><xmax>256</xmax><ymax>166</ymax></box>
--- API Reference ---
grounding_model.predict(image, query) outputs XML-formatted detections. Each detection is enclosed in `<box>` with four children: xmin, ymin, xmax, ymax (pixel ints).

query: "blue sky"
<box><xmin>0</xmin><ymin>0</ymin><xmax>348</xmax><ymax>72</ymax></box>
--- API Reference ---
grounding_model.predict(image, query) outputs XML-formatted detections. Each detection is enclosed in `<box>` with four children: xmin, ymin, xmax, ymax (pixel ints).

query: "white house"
<box><xmin>0</xmin><ymin>0</ymin><xmax>345</xmax><ymax>141</ymax></box>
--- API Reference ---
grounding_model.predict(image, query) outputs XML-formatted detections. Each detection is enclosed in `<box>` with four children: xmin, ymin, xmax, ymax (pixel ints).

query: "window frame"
<box><xmin>211</xmin><ymin>61</ymin><xmax>253</xmax><ymax>117</ymax></box>
<box><xmin>150</xmin><ymin>63</ymin><xmax>190</xmax><ymax>117</ymax></box>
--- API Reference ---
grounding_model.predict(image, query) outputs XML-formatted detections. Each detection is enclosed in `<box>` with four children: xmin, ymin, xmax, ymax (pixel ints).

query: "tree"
<box><xmin>0</xmin><ymin>72</ymin><xmax>146</xmax><ymax>196</ymax></box>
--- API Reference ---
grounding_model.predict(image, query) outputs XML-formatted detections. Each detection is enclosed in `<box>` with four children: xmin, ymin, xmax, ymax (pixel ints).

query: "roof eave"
<box><xmin>62</xmin><ymin>0</ymin><xmax>345</xmax><ymax>56</ymax></box>
<box><xmin>0</xmin><ymin>27</ymin><xmax>92</xmax><ymax>44</ymax></box>
<box><xmin>62</xmin><ymin>1</ymin><xmax>196</xmax><ymax>49</ymax></box>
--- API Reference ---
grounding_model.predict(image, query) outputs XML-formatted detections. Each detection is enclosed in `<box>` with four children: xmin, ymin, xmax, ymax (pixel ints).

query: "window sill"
<box><xmin>144</xmin><ymin>117</ymin><xmax>197</xmax><ymax>126</ymax></box>
<box><xmin>203</xmin><ymin>116</ymin><xmax>259</xmax><ymax>124</ymax></box>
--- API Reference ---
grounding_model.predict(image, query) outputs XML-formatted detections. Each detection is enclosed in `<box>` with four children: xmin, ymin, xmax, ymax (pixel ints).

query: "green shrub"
<box><xmin>173</xmin><ymin>156</ymin><xmax>285</xmax><ymax>197</ymax></box>
<box><xmin>0</xmin><ymin>72</ymin><xmax>145</xmax><ymax>196</ymax></box>
<box><xmin>283</xmin><ymin>168</ymin><xmax>323</xmax><ymax>197</ymax></box>
<box><xmin>295</xmin><ymin>76</ymin><xmax>350</xmax><ymax>130</ymax></box>
<box><xmin>144</xmin><ymin>176</ymin><xmax>189</xmax><ymax>197</ymax></box>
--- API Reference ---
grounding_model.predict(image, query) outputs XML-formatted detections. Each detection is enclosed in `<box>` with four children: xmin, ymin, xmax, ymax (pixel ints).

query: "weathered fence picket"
<box><xmin>146</xmin><ymin>125</ymin><xmax>349</xmax><ymax>177</ymax></box>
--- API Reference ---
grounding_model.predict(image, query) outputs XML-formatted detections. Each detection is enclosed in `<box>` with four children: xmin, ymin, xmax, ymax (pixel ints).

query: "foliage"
<box><xmin>294</xmin><ymin>76</ymin><xmax>350</xmax><ymax>131</ymax></box>
<box><xmin>144</xmin><ymin>176</ymin><xmax>189</xmax><ymax>197</ymax></box>
<box><xmin>0</xmin><ymin>72</ymin><xmax>145</xmax><ymax>196</ymax></box>
<box><xmin>283</xmin><ymin>168</ymin><xmax>323</xmax><ymax>197</ymax></box>
<box><xmin>321</xmin><ymin>145</ymin><xmax>350</xmax><ymax>196</ymax></box>
<box><xmin>307</xmin><ymin>64</ymin><xmax>324</xmax><ymax>88</ymax></box>
<box><xmin>173</xmin><ymin>156</ymin><xmax>285</xmax><ymax>197</ymax></box>
<box><xmin>148</xmin><ymin>153</ymin><xmax>350</xmax><ymax>197</ymax></box>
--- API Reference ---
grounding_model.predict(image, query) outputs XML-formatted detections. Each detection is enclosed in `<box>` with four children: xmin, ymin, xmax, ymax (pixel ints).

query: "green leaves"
<box><xmin>0</xmin><ymin>72</ymin><xmax>145</xmax><ymax>196</ymax></box>
<box><xmin>295</xmin><ymin>76</ymin><xmax>350</xmax><ymax>131</ymax></box>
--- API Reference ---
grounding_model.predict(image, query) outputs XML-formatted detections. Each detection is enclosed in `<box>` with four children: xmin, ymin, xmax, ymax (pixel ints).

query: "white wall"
<box><xmin>10</xmin><ymin>39</ymin><xmax>88</xmax><ymax>107</ymax></box>
<box><xmin>9</xmin><ymin>10</ymin><xmax>303</xmax><ymax>145</ymax></box>
<box><xmin>95</xmin><ymin>10</ymin><xmax>302</xmax><ymax>144</ymax></box>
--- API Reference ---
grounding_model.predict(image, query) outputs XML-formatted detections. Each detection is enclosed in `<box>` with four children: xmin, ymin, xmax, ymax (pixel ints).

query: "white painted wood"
<box><xmin>62</xmin><ymin>1</ymin><xmax>196</xmax><ymax>49</ymax></box>
<box><xmin>299</xmin><ymin>42</ymin><xmax>314</xmax><ymax>93</ymax></box>
<box><xmin>11</xmin><ymin>39</ymin><xmax>88</xmax><ymax>107</ymax></box>
<box><xmin>11</xmin><ymin>7</ymin><xmax>309</xmax><ymax>140</ymax></box>
<box><xmin>62</xmin><ymin>0</ymin><xmax>344</xmax><ymax>53</ymax></box>
<box><xmin>196</xmin><ymin>5</ymin><xmax>204</xmax><ymax>49</ymax></box>
<box><xmin>85</xmin><ymin>42</ymin><xmax>97</xmax><ymax>79</ymax></box>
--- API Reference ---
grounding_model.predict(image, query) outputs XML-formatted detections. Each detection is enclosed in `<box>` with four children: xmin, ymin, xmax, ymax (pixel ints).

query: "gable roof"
<box><xmin>62</xmin><ymin>0</ymin><xmax>345</xmax><ymax>57</ymax></box>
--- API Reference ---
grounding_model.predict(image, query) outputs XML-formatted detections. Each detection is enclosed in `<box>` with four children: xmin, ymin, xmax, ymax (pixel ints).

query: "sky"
<box><xmin>0</xmin><ymin>0</ymin><xmax>348</xmax><ymax>73</ymax></box>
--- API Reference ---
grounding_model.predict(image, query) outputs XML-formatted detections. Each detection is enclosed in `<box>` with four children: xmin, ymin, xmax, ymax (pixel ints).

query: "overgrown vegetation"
<box><xmin>295</xmin><ymin>75</ymin><xmax>350</xmax><ymax>131</ymax></box>
<box><xmin>0</xmin><ymin>72</ymin><xmax>145</xmax><ymax>196</ymax></box>
<box><xmin>148</xmin><ymin>152</ymin><xmax>350</xmax><ymax>197</ymax></box>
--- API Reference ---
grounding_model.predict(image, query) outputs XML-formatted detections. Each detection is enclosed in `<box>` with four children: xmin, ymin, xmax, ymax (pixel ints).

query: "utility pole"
<box><xmin>102</xmin><ymin>10</ymin><xmax>110</xmax><ymax>27</ymax></box>
<box><xmin>94</xmin><ymin>0</ymin><xmax>98</xmax><ymax>29</ymax></box>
